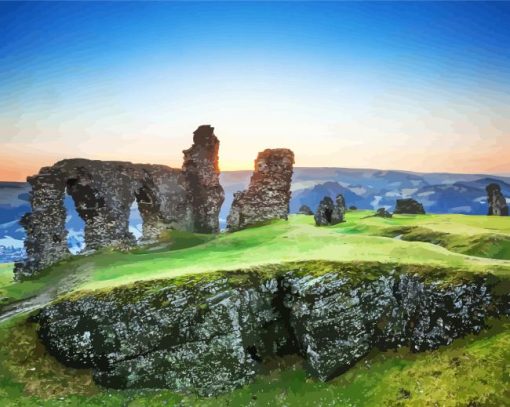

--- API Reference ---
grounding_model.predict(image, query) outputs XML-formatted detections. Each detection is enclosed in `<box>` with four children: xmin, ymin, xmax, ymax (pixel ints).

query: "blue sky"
<box><xmin>1</xmin><ymin>2</ymin><xmax>509</xmax><ymax>180</ymax></box>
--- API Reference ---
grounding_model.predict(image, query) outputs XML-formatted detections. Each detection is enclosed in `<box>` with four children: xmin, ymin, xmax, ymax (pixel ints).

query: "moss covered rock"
<box><xmin>36</xmin><ymin>262</ymin><xmax>509</xmax><ymax>395</ymax></box>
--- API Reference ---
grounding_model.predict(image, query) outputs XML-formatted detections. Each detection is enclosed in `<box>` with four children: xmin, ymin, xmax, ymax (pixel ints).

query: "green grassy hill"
<box><xmin>0</xmin><ymin>211</ymin><xmax>509</xmax><ymax>406</ymax></box>
<box><xmin>2</xmin><ymin>211</ymin><xmax>510</xmax><ymax>308</ymax></box>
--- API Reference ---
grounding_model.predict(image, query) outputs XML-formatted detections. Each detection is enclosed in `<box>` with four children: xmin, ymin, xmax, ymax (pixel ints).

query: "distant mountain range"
<box><xmin>1</xmin><ymin>168</ymin><xmax>509</xmax><ymax>263</ymax></box>
<box><xmin>221</xmin><ymin>168</ymin><xmax>510</xmax><ymax>219</ymax></box>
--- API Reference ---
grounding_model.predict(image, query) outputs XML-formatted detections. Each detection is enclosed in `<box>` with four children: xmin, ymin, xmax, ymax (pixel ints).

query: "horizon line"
<box><xmin>2</xmin><ymin>165</ymin><xmax>509</xmax><ymax>184</ymax></box>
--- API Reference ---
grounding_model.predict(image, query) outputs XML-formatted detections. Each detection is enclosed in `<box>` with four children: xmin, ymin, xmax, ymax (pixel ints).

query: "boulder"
<box><xmin>486</xmin><ymin>183</ymin><xmax>509</xmax><ymax>216</ymax></box>
<box><xmin>393</xmin><ymin>198</ymin><xmax>425</xmax><ymax>215</ymax></box>
<box><xmin>283</xmin><ymin>269</ymin><xmax>498</xmax><ymax>380</ymax></box>
<box><xmin>314</xmin><ymin>194</ymin><xmax>345</xmax><ymax>226</ymax></box>
<box><xmin>375</xmin><ymin>208</ymin><xmax>392</xmax><ymax>218</ymax></box>
<box><xmin>298</xmin><ymin>205</ymin><xmax>313</xmax><ymax>215</ymax></box>
<box><xmin>37</xmin><ymin>273</ymin><xmax>291</xmax><ymax>396</ymax></box>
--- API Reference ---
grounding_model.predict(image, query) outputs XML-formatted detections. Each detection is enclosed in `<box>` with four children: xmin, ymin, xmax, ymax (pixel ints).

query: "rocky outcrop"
<box><xmin>314</xmin><ymin>194</ymin><xmax>345</xmax><ymax>226</ymax></box>
<box><xmin>227</xmin><ymin>149</ymin><xmax>294</xmax><ymax>231</ymax></box>
<box><xmin>283</xmin><ymin>269</ymin><xmax>498</xmax><ymax>380</ymax></box>
<box><xmin>15</xmin><ymin>126</ymin><xmax>224</xmax><ymax>279</ymax></box>
<box><xmin>486</xmin><ymin>183</ymin><xmax>509</xmax><ymax>216</ymax></box>
<box><xmin>298</xmin><ymin>205</ymin><xmax>313</xmax><ymax>215</ymax></box>
<box><xmin>37</xmin><ymin>272</ymin><xmax>290</xmax><ymax>396</ymax></box>
<box><xmin>375</xmin><ymin>207</ymin><xmax>392</xmax><ymax>218</ymax></box>
<box><xmin>394</xmin><ymin>198</ymin><xmax>425</xmax><ymax>215</ymax></box>
<box><xmin>36</xmin><ymin>262</ymin><xmax>508</xmax><ymax>396</ymax></box>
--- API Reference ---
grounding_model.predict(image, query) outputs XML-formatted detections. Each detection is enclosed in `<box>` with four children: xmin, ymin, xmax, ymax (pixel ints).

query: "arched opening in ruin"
<box><xmin>129</xmin><ymin>200</ymin><xmax>143</xmax><ymax>241</ymax></box>
<box><xmin>133</xmin><ymin>183</ymin><xmax>161</xmax><ymax>241</ymax></box>
<box><xmin>65</xmin><ymin>178</ymin><xmax>106</xmax><ymax>253</ymax></box>
<box><xmin>63</xmin><ymin>192</ymin><xmax>85</xmax><ymax>254</ymax></box>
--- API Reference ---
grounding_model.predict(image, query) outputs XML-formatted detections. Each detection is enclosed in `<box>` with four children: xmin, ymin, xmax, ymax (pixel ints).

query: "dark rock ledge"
<box><xmin>35</xmin><ymin>261</ymin><xmax>509</xmax><ymax>396</ymax></box>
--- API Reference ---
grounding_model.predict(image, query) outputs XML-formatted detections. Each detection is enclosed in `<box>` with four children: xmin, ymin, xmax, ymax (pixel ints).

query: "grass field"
<box><xmin>0</xmin><ymin>313</ymin><xmax>508</xmax><ymax>406</ymax></box>
<box><xmin>1</xmin><ymin>211</ymin><xmax>510</xmax><ymax>405</ymax></box>
<box><xmin>1</xmin><ymin>211</ymin><xmax>510</xmax><ymax>309</ymax></box>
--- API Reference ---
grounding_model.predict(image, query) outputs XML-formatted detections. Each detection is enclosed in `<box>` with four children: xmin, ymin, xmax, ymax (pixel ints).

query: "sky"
<box><xmin>1</xmin><ymin>2</ymin><xmax>510</xmax><ymax>181</ymax></box>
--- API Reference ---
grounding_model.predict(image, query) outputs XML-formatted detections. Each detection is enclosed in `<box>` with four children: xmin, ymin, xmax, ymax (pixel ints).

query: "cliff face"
<box><xmin>227</xmin><ymin>149</ymin><xmax>294</xmax><ymax>231</ymax></box>
<box><xmin>15</xmin><ymin>126</ymin><xmax>224</xmax><ymax>279</ymax></box>
<box><xmin>37</xmin><ymin>274</ymin><xmax>284</xmax><ymax>396</ymax></box>
<box><xmin>486</xmin><ymin>183</ymin><xmax>509</xmax><ymax>216</ymax></box>
<box><xmin>35</xmin><ymin>262</ymin><xmax>508</xmax><ymax>396</ymax></box>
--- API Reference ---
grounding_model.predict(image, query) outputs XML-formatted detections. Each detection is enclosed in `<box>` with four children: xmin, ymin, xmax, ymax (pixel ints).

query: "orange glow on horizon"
<box><xmin>2</xmin><ymin>146</ymin><xmax>509</xmax><ymax>183</ymax></box>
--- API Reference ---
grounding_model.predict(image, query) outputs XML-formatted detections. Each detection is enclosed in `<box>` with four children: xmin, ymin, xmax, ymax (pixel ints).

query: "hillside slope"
<box><xmin>2</xmin><ymin>212</ymin><xmax>510</xmax><ymax>311</ymax></box>
<box><xmin>3</xmin><ymin>168</ymin><xmax>510</xmax><ymax>263</ymax></box>
<box><xmin>0</xmin><ymin>212</ymin><xmax>509</xmax><ymax>406</ymax></box>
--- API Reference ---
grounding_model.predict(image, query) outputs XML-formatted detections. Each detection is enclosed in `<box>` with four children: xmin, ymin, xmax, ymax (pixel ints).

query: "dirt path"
<box><xmin>0</xmin><ymin>264</ymin><xmax>91</xmax><ymax>323</ymax></box>
<box><xmin>0</xmin><ymin>291</ymin><xmax>54</xmax><ymax>323</ymax></box>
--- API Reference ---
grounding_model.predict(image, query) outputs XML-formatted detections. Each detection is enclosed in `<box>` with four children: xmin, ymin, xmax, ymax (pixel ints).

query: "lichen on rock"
<box><xmin>35</xmin><ymin>262</ymin><xmax>509</xmax><ymax>395</ymax></box>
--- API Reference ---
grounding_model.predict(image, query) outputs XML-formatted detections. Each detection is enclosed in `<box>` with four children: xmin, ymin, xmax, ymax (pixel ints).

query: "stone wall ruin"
<box><xmin>14</xmin><ymin>125</ymin><xmax>224</xmax><ymax>279</ymax></box>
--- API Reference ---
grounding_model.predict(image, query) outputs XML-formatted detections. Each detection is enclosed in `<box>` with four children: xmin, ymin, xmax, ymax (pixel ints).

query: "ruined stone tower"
<box><xmin>227</xmin><ymin>148</ymin><xmax>294</xmax><ymax>231</ymax></box>
<box><xmin>182</xmin><ymin>125</ymin><xmax>224</xmax><ymax>233</ymax></box>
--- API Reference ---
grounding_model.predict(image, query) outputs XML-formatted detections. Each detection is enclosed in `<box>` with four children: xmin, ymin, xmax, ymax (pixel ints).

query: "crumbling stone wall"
<box><xmin>226</xmin><ymin>149</ymin><xmax>294</xmax><ymax>231</ymax></box>
<box><xmin>486</xmin><ymin>183</ymin><xmax>509</xmax><ymax>216</ymax></box>
<box><xmin>16</xmin><ymin>166</ymin><xmax>69</xmax><ymax>277</ymax></box>
<box><xmin>134</xmin><ymin>165</ymin><xmax>190</xmax><ymax>241</ymax></box>
<box><xmin>15</xmin><ymin>125</ymin><xmax>224</xmax><ymax>279</ymax></box>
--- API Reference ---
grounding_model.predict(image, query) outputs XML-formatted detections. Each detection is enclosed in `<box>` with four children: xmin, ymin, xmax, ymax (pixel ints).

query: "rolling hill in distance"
<box><xmin>1</xmin><ymin>167</ymin><xmax>510</xmax><ymax>263</ymax></box>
